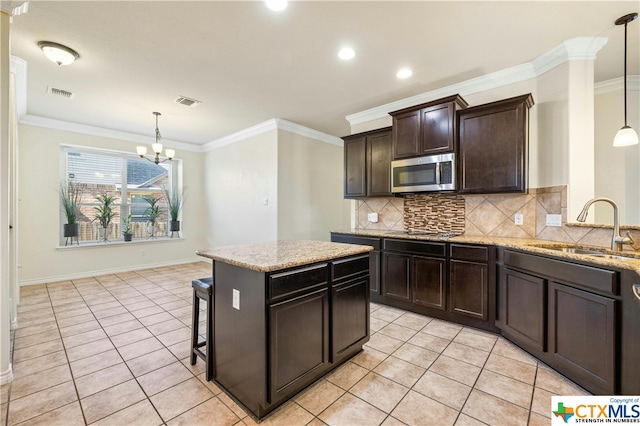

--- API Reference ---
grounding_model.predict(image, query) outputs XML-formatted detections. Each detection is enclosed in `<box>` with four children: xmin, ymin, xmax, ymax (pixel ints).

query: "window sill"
<box><xmin>57</xmin><ymin>236</ymin><xmax>184</xmax><ymax>250</ymax></box>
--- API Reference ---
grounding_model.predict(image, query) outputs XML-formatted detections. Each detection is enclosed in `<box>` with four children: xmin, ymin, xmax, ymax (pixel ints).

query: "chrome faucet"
<box><xmin>576</xmin><ymin>197</ymin><xmax>634</xmax><ymax>251</ymax></box>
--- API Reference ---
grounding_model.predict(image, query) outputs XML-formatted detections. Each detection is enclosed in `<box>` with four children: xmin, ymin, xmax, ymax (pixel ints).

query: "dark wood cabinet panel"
<box><xmin>332</xmin><ymin>277</ymin><xmax>369</xmax><ymax>360</ymax></box>
<box><xmin>330</xmin><ymin>234</ymin><xmax>381</xmax><ymax>297</ymax></box>
<box><xmin>343</xmin><ymin>128</ymin><xmax>392</xmax><ymax>198</ymax></box>
<box><xmin>343</xmin><ymin>136</ymin><xmax>367</xmax><ymax>198</ymax></box>
<box><xmin>382</xmin><ymin>252</ymin><xmax>411</xmax><ymax>301</ymax></box>
<box><xmin>413</xmin><ymin>256</ymin><xmax>446</xmax><ymax>310</ymax></box>
<box><xmin>390</xmin><ymin>95</ymin><xmax>468</xmax><ymax>159</ymax></box>
<box><xmin>458</xmin><ymin>94</ymin><xmax>534</xmax><ymax>194</ymax></box>
<box><xmin>449</xmin><ymin>260</ymin><xmax>488</xmax><ymax>320</ymax></box>
<box><xmin>369</xmin><ymin>251</ymin><xmax>381</xmax><ymax>295</ymax></box>
<box><xmin>367</xmin><ymin>131</ymin><xmax>392</xmax><ymax>196</ymax></box>
<box><xmin>499</xmin><ymin>268</ymin><xmax>546</xmax><ymax>352</ymax></box>
<box><xmin>548</xmin><ymin>282</ymin><xmax>616</xmax><ymax>394</ymax></box>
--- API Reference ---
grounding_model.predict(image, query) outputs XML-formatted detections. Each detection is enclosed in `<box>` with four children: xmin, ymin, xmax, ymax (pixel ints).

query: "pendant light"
<box><xmin>613</xmin><ymin>13</ymin><xmax>639</xmax><ymax>147</ymax></box>
<box><xmin>136</xmin><ymin>112</ymin><xmax>175</xmax><ymax>164</ymax></box>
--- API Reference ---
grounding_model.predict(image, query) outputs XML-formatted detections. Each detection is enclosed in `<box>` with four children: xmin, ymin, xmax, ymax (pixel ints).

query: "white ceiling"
<box><xmin>9</xmin><ymin>1</ymin><xmax>640</xmax><ymax>147</ymax></box>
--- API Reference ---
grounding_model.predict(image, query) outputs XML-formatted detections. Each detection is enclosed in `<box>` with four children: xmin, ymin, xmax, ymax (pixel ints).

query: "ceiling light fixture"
<box><xmin>265</xmin><ymin>0</ymin><xmax>287</xmax><ymax>12</ymax></box>
<box><xmin>613</xmin><ymin>12</ymin><xmax>639</xmax><ymax>147</ymax></box>
<box><xmin>136</xmin><ymin>112</ymin><xmax>175</xmax><ymax>165</ymax></box>
<box><xmin>38</xmin><ymin>41</ymin><xmax>79</xmax><ymax>66</ymax></box>
<box><xmin>338</xmin><ymin>47</ymin><xmax>356</xmax><ymax>60</ymax></box>
<box><xmin>396</xmin><ymin>68</ymin><xmax>413</xmax><ymax>79</ymax></box>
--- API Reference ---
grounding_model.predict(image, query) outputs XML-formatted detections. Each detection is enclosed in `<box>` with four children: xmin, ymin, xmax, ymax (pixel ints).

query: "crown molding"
<box><xmin>19</xmin><ymin>115</ymin><xmax>203</xmax><ymax>152</ymax></box>
<box><xmin>347</xmin><ymin>36</ymin><xmax>609</xmax><ymax>128</ymax></box>
<box><xmin>595</xmin><ymin>76</ymin><xmax>640</xmax><ymax>96</ymax></box>
<box><xmin>10</xmin><ymin>55</ymin><xmax>27</xmax><ymax>118</ymax></box>
<box><xmin>202</xmin><ymin>118</ymin><xmax>342</xmax><ymax>152</ymax></box>
<box><xmin>1</xmin><ymin>1</ymin><xmax>28</xmax><ymax>16</ymax></box>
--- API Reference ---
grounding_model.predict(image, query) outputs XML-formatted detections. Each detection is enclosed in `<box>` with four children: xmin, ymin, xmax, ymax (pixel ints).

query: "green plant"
<box><xmin>93</xmin><ymin>194</ymin><xmax>117</xmax><ymax>229</ymax></box>
<box><xmin>60</xmin><ymin>181</ymin><xmax>83</xmax><ymax>224</ymax></box>
<box><xmin>142</xmin><ymin>195</ymin><xmax>161</xmax><ymax>225</ymax></box>
<box><xmin>163</xmin><ymin>187</ymin><xmax>183</xmax><ymax>222</ymax></box>
<box><xmin>122</xmin><ymin>214</ymin><xmax>132</xmax><ymax>235</ymax></box>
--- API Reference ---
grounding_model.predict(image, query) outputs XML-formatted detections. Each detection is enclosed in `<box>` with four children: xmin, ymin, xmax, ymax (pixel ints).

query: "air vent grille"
<box><xmin>175</xmin><ymin>96</ymin><xmax>202</xmax><ymax>107</ymax></box>
<box><xmin>47</xmin><ymin>86</ymin><xmax>75</xmax><ymax>99</ymax></box>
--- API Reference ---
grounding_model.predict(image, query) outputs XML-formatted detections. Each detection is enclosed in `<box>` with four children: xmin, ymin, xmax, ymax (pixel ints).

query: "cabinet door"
<box><xmin>382</xmin><ymin>252</ymin><xmax>411</xmax><ymax>301</ymax></box>
<box><xmin>458</xmin><ymin>94</ymin><xmax>533</xmax><ymax>194</ymax></box>
<box><xmin>369</xmin><ymin>251</ymin><xmax>381</xmax><ymax>295</ymax></box>
<box><xmin>367</xmin><ymin>130</ymin><xmax>392</xmax><ymax>196</ymax></box>
<box><xmin>269</xmin><ymin>288</ymin><xmax>329</xmax><ymax>403</ymax></box>
<box><xmin>421</xmin><ymin>103</ymin><xmax>454</xmax><ymax>154</ymax></box>
<box><xmin>332</xmin><ymin>277</ymin><xmax>369</xmax><ymax>361</ymax></box>
<box><xmin>499</xmin><ymin>268</ymin><xmax>546</xmax><ymax>352</ymax></box>
<box><xmin>392</xmin><ymin>109</ymin><xmax>421</xmax><ymax>159</ymax></box>
<box><xmin>449</xmin><ymin>260</ymin><xmax>488</xmax><ymax>320</ymax></box>
<box><xmin>344</xmin><ymin>136</ymin><xmax>367</xmax><ymax>198</ymax></box>
<box><xmin>412</xmin><ymin>256</ymin><xmax>446</xmax><ymax>310</ymax></box>
<box><xmin>548</xmin><ymin>282</ymin><xmax>616</xmax><ymax>394</ymax></box>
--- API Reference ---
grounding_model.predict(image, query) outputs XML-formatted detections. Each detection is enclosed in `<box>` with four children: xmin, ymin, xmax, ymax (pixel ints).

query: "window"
<box><xmin>61</xmin><ymin>146</ymin><xmax>180</xmax><ymax>245</ymax></box>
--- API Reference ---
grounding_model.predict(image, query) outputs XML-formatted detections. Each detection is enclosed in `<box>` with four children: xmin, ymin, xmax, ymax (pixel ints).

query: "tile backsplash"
<box><xmin>354</xmin><ymin>185</ymin><xmax>640</xmax><ymax>250</ymax></box>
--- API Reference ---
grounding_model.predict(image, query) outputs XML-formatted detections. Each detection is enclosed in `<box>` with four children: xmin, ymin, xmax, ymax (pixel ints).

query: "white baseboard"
<box><xmin>19</xmin><ymin>257</ymin><xmax>206</xmax><ymax>287</ymax></box>
<box><xmin>0</xmin><ymin>365</ymin><xmax>13</xmax><ymax>385</ymax></box>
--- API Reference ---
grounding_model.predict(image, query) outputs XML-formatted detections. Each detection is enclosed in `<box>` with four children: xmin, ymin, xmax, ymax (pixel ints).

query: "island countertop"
<box><xmin>196</xmin><ymin>240</ymin><xmax>373</xmax><ymax>272</ymax></box>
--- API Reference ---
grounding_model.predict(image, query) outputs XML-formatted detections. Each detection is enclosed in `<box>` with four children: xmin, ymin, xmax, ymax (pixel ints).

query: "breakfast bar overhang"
<box><xmin>196</xmin><ymin>240</ymin><xmax>373</xmax><ymax>420</ymax></box>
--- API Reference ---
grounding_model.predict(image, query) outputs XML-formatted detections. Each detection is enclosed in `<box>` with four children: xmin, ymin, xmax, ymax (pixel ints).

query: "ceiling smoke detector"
<box><xmin>47</xmin><ymin>86</ymin><xmax>75</xmax><ymax>99</ymax></box>
<box><xmin>175</xmin><ymin>96</ymin><xmax>202</xmax><ymax>107</ymax></box>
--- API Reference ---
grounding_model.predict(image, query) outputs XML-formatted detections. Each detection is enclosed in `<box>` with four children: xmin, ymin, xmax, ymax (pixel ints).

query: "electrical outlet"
<box><xmin>546</xmin><ymin>214</ymin><xmax>562</xmax><ymax>227</ymax></box>
<box><xmin>368</xmin><ymin>212</ymin><xmax>379</xmax><ymax>223</ymax></box>
<box><xmin>514</xmin><ymin>213</ymin><xmax>523</xmax><ymax>225</ymax></box>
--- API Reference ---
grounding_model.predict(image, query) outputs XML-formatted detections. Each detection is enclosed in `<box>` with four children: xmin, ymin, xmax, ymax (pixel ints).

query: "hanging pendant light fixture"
<box><xmin>136</xmin><ymin>112</ymin><xmax>175</xmax><ymax>164</ymax></box>
<box><xmin>613</xmin><ymin>12</ymin><xmax>639</xmax><ymax>147</ymax></box>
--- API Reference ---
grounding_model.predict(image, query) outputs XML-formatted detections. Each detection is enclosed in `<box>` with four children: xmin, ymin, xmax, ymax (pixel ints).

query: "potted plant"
<box><xmin>93</xmin><ymin>193</ymin><xmax>117</xmax><ymax>242</ymax></box>
<box><xmin>142</xmin><ymin>195</ymin><xmax>161</xmax><ymax>238</ymax></box>
<box><xmin>122</xmin><ymin>213</ymin><xmax>133</xmax><ymax>242</ymax></box>
<box><xmin>164</xmin><ymin>186</ymin><xmax>183</xmax><ymax>237</ymax></box>
<box><xmin>60</xmin><ymin>181</ymin><xmax>83</xmax><ymax>245</ymax></box>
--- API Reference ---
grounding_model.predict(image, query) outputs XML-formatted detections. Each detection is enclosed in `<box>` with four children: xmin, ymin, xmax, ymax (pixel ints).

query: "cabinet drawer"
<box><xmin>332</xmin><ymin>255</ymin><xmax>369</xmax><ymax>282</ymax></box>
<box><xmin>383</xmin><ymin>239</ymin><xmax>446</xmax><ymax>257</ymax></box>
<box><xmin>331</xmin><ymin>234</ymin><xmax>381</xmax><ymax>250</ymax></box>
<box><xmin>268</xmin><ymin>264</ymin><xmax>328</xmax><ymax>301</ymax></box>
<box><xmin>504</xmin><ymin>250</ymin><xmax>618</xmax><ymax>295</ymax></box>
<box><xmin>450</xmin><ymin>244</ymin><xmax>488</xmax><ymax>262</ymax></box>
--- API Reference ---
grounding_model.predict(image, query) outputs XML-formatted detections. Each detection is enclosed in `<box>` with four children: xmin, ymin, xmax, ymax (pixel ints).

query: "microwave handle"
<box><xmin>435</xmin><ymin>162</ymin><xmax>441</xmax><ymax>185</ymax></box>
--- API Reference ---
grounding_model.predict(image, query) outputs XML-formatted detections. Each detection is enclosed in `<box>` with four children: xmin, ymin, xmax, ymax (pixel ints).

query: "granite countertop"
<box><xmin>196</xmin><ymin>240</ymin><xmax>373</xmax><ymax>272</ymax></box>
<box><xmin>332</xmin><ymin>229</ymin><xmax>640</xmax><ymax>274</ymax></box>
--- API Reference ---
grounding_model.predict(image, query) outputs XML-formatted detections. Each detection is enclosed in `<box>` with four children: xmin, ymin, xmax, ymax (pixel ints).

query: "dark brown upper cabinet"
<box><xmin>458</xmin><ymin>93</ymin><xmax>534</xmax><ymax>194</ymax></box>
<box><xmin>343</xmin><ymin>127</ymin><xmax>392</xmax><ymax>199</ymax></box>
<box><xmin>389</xmin><ymin>95</ymin><xmax>468</xmax><ymax>159</ymax></box>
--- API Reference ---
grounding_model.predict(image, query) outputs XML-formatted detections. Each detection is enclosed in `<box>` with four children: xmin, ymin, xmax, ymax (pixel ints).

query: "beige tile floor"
<box><xmin>1</xmin><ymin>261</ymin><xmax>589</xmax><ymax>426</ymax></box>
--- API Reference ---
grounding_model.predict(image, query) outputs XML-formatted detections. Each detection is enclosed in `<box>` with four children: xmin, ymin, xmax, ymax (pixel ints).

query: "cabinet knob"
<box><xmin>633</xmin><ymin>284</ymin><xmax>640</xmax><ymax>301</ymax></box>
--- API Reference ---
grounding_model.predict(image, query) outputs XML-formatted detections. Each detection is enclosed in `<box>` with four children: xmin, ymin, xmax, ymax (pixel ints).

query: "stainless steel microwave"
<box><xmin>391</xmin><ymin>153</ymin><xmax>455</xmax><ymax>193</ymax></box>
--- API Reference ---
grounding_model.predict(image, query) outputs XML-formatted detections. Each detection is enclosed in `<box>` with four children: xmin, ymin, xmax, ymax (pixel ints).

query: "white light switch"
<box><xmin>368</xmin><ymin>212</ymin><xmax>379</xmax><ymax>223</ymax></box>
<box><xmin>232</xmin><ymin>289</ymin><xmax>240</xmax><ymax>310</ymax></box>
<box><xmin>514</xmin><ymin>213</ymin><xmax>523</xmax><ymax>225</ymax></box>
<box><xmin>546</xmin><ymin>214</ymin><xmax>562</xmax><ymax>227</ymax></box>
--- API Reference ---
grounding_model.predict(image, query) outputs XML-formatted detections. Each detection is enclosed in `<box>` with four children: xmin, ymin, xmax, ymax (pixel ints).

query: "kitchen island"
<box><xmin>196</xmin><ymin>240</ymin><xmax>373</xmax><ymax>420</ymax></box>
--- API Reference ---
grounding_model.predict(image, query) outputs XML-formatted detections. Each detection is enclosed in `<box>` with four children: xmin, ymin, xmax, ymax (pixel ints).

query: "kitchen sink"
<box><xmin>529</xmin><ymin>244</ymin><xmax>640</xmax><ymax>260</ymax></box>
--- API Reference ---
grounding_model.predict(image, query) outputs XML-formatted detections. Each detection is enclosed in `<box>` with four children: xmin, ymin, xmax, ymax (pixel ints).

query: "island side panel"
<box><xmin>214</xmin><ymin>262</ymin><xmax>267</xmax><ymax>416</ymax></box>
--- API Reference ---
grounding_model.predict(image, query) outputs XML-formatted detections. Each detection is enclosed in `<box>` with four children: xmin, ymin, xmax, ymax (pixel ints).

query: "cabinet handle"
<box><xmin>633</xmin><ymin>284</ymin><xmax>640</xmax><ymax>301</ymax></box>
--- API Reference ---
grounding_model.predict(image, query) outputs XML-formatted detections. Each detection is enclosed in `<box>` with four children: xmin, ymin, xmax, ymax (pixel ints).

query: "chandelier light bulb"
<box><xmin>613</xmin><ymin>126</ymin><xmax>639</xmax><ymax>147</ymax></box>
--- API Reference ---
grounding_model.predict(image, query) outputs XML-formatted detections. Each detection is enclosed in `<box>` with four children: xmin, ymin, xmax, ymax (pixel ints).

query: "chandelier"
<box><xmin>136</xmin><ymin>112</ymin><xmax>175</xmax><ymax>164</ymax></box>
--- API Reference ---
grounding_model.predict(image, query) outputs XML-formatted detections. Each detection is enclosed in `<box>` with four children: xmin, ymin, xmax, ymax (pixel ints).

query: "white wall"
<box><xmin>277</xmin><ymin>129</ymin><xmax>350</xmax><ymax>241</ymax></box>
<box><xmin>204</xmin><ymin>130</ymin><xmax>278</xmax><ymax>247</ymax></box>
<box><xmin>17</xmin><ymin>124</ymin><xmax>206</xmax><ymax>285</ymax></box>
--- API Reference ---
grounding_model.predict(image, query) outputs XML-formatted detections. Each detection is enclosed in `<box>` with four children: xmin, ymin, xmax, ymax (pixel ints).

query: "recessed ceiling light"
<box><xmin>338</xmin><ymin>47</ymin><xmax>356</xmax><ymax>60</ymax></box>
<box><xmin>396</xmin><ymin>68</ymin><xmax>413</xmax><ymax>79</ymax></box>
<box><xmin>265</xmin><ymin>0</ymin><xmax>287</xmax><ymax>11</ymax></box>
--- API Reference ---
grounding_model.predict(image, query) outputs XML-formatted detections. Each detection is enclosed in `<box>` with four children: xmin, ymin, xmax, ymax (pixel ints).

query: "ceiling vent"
<box><xmin>175</xmin><ymin>96</ymin><xmax>202</xmax><ymax>107</ymax></box>
<box><xmin>47</xmin><ymin>86</ymin><xmax>75</xmax><ymax>99</ymax></box>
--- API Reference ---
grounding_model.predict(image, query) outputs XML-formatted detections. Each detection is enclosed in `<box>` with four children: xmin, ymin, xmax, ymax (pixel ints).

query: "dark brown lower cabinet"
<box><xmin>499</xmin><ymin>268</ymin><xmax>546</xmax><ymax>352</ymax></box>
<box><xmin>413</xmin><ymin>256</ymin><xmax>446</xmax><ymax>310</ymax></box>
<box><xmin>329</xmin><ymin>233</ymin><xmax>381</xmax><ymax>298</ymax></box>
<box><xmin>449</xmin><ymin>259</ymin><xmax>488</xmax><ymax>319</ymax></box>
<box><xmin>547</xmin><ymin>282</ymin><xmax>616</xmax><ymax>395</ymax></box>
<box><xmin>382</xmin><ymin>252</ymin><xmax>411</xmax><ymax>301</ymax></box>
<box><xmin>269</xmin><ymin>288</ymin><xmax>329</xmax><ymax>404</ymax></box>
<box><xmin>332</xmin><ymin>276</ymin><xmax>369</xmax><ymax>360</ymax></box>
